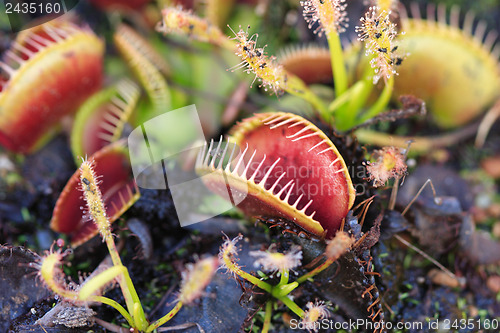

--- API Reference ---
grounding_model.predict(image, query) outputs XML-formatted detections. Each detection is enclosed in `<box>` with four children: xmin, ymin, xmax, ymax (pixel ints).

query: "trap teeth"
<box><xmin>196</xmin><ymin>112</ymin><xmax>356</xmax><ymax>238</ymax></box>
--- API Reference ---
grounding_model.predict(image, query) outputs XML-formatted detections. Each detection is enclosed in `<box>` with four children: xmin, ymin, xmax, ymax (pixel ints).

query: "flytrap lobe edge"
<box><xmin>196</xmin><ymin>112</ymin><xmax>356</xmax><ymax>239</ymax></box>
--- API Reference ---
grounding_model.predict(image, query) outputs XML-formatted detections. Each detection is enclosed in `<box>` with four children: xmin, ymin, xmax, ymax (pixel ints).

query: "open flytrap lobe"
<box><xmin>346</xmin><ymin>3</ymin><xmax>500</xmax><ymax>128</ymax></box>
<box><xmin>0</xmin><ymin>18</ymin><xmax>104</xmax><ymax>153</ymax></box>
<box><xmin>196</xmin><ymin>112</ymin><xmax>356</xmax><ymax>239</ymax></box>
<box><xmin>51</xmin><ymin>141</ymin><xmax>140</xmax><ymax>247</ymax></box>
<box><xmin>70</xmin><ymin>79</ymin><xmax>140</xmax><ymax>161</ymax></box>
<box><xmin>395</xmin><ymin>4</ymin><xmax>500</xmax><ymax>128</ymax></box>
<box><xmin>279</xmin><ymin>45</ymin><xmax>333</xmax><ymax>85</ymax></box>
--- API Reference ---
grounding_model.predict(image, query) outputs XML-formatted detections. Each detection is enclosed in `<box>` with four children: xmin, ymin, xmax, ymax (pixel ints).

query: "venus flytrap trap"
<box><xmin>114</xmin><ymin>24</ymin><xmax>171</xmax><ymax>119</ymax></box>
<box><xmin>37</xmin><ymin>159</ymin><xmax>218</xmax><ymax>332</ymax></box>
<box><xmin>353</xmin><ymin>2</ymin><xmax>500</xmax><ymax>150</ymax></box>
<box><xmin>0</xmin><ymin>18</ymin><xmax>104</xmax><ymax>153</ymax></box>
<box><xmin>219</xmin><ymin>232</ymin><xmax>354</xmax><ymax>332</ymax></box>
<box><xmin>70</xmin><ymin>79</ymin><xmax>140</xmax><ymax>161</ymax></box>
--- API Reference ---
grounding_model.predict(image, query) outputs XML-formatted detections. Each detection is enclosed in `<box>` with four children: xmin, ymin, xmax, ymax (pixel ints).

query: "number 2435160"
<box><xmin>5</xmin><ymin>2</ymin><xmax>62</xmax><ymax>14</ymax></box>
<box><xmin>442</xmin><ymin>318</ymin><xmax>498</xmax><ymax>330</ymax></box>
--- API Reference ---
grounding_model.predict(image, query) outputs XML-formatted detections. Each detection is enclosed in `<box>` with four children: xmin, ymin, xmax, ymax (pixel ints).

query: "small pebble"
<box><xmin>493</xmin><ymin>222</ymin><xmax>500</xmax><ymax>239</ymax></box>
<box><xmin>481</xmin><ymin>155</ymin><xmax>500</xmax><ymax>179</ymax></box>
<box><xmin>472</xmin><ymin>207</ymin><xmax>489</xmax><ymax>224</ymax></box>
<box><xmin>486</xmin><ymin>275</ymin><xmax>500</xmax><ymax>293</ymax></box>
<box><xmin>487</xmin><ymin>203</ymin><xmax>500</xmax><ymax>217</ymax></box>
<box><xmin>468</xmin><ymin>305</ymin><xmax>478</xmax><ymax>318</ymax></box>
<box><xmin>427</xmin><ymin>269</ymin><xmax>461</xmax><ymax>288</ymax></box>
<box><xmin>0</xmin><ymin>154</ymin><xmax>15</xmax><ymax>172</ymax></box>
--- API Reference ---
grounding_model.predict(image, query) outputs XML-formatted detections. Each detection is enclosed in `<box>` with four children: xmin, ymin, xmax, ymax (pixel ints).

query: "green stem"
<box><xmin>360</xmin><ymin>75</ymin><xmax>394</xmax><ymax>123</ymax></box>
<box><xmin>280</xmin><ymin>296</ymin><xmax>305</xmax><ymax>318</ymax></box>
<box><xmin>328</xmin><ymin>80</ymin><xmax>365</xmax><ymax>113</ymax></box>
<box><xmin>279</xmin><ymin>269</ymin><xmax>289</xmax><ymax>285</ymax></box>
<box><xmin>329</xmin><ymin>80</ymin><xmax>369</xmax><ymax>130</ymax></box>
<box><xmin>273</xmin><ymin>282</ymin><xmax>299</xmax><ymax>298</ymax></box>
<box><xmin>334</xmin><ymin>55</ymin><xmax>378</xmax><ymax>130</ymax></box>
<box><xmin>146</xmin><ymin>301</ymin><xmax>183</xmax><ymax>332</ymax></box>
<box><xmin>261</xmin><ymin>300</ymin><xmax>273</xmax><ymax>333</ymax></box>
<box><xmin>326</xmin><ymin>32</ymin><xmax>347</xmax><ymax>97</ymax></box>
<box><xmin>222</xmin><ymin>250</ymin><xmax>273</xmax><ymax>293</ymax></box>
<box><xmin>343</xmin><ymin>75</ymin><xmax>374</xmax><ymax>127</ymax></box>
<box><xmin>105</xmin><ymin>236</ymin><xmax>147</xmax><ymax>330</ymax></box>
<box><xmin>341</xmin><ymin>80</ymin><xmax>368</xmax><ymax>130</ymax></box>
<box><xmin>354</xmin><ymin>120</ymin><xmax>480</xmax><ymax>154</ymax></box>
<box><xmin>239</xmin><ymin>269</ymin><xmax>273</xmax><ymax>293</ymax></box>
<box><xmin>90</xmin><ymin>296</ymin><xmax>134</xmax><ymax>328</ymax></box>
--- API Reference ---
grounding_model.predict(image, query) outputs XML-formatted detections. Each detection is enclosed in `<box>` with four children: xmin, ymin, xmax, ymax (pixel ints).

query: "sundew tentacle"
<box><xmin>356</xmin><ymin>6</ymin><xmax>404</xmax><ymax>84</ymax></box>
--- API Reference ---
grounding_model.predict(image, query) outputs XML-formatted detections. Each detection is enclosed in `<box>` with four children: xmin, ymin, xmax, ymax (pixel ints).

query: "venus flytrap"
<box><xmin>219</xmin><ymin>232</ymin><xmax>353</xmax><ymax>332</ymax></box>
<box><xmin>114</xmin><ymin>24</ymin><xmax>171</xmax><ymax>118</ymax></box>
<box><xmin>37</xmin><ymin>159</ymin><xmax>218</xmax><ymax>332</ymax></box>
